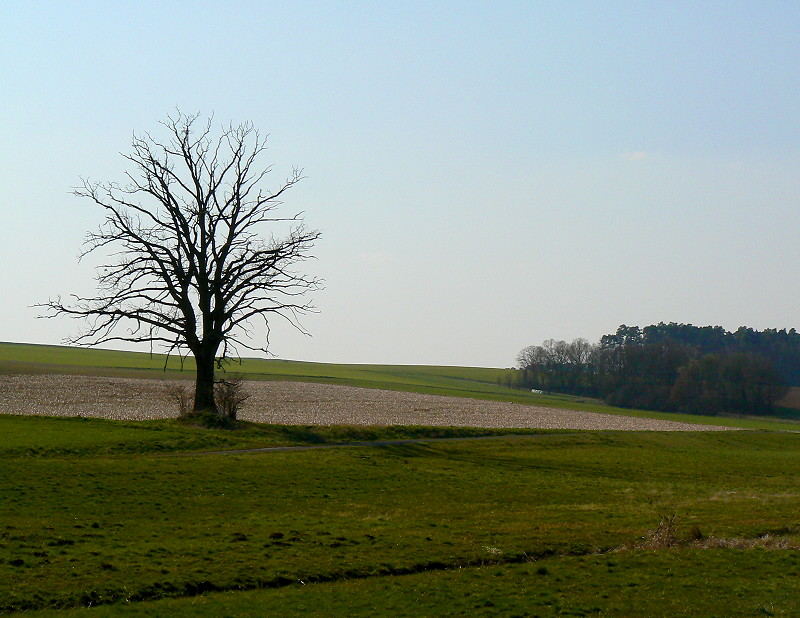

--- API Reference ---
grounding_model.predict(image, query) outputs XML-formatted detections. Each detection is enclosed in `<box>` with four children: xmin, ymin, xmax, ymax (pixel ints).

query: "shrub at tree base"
<box><xmin>214</xmin><ymin>377</ymin><xmax>251</xmax><ymax>422</ymax></box>
<box><xmin>170</xmin><ymin>377</ymin><xmax>251</xmax><ymax>428</ymax></box>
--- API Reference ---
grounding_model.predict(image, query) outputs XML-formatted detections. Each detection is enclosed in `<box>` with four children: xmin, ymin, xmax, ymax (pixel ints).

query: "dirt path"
<box><xmin>0</xmin><ymin>374</ymin><xmax>737</xmax><ymax>431</ymax></box>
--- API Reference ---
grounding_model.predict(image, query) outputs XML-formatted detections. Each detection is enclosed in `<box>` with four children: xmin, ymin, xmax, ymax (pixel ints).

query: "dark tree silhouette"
<box><xmin>41</xmin><ymin>112</ymin><xmax>320</xmax><ymax>414</ymax></box>
<box><xmin>514</xmin><ymin>322</ymin><xmax>793</xmax><ymax>415</ymax></box>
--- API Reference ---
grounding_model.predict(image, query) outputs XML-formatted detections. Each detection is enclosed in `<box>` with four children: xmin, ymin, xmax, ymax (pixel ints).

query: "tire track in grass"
<box><xmin>6</xmin><ymin>531</ymin><xmax>795</xmax><ymax>612</ymax></box>
<box><xmin>165</xmin><ymin>432</ymin><xmax>580</xmax><ymax>457</ymax></box>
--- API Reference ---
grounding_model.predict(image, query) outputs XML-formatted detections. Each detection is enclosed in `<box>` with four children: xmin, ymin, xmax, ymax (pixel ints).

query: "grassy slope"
<box><xmin>0</xmin><ymin>415</ymin><xmax>555</xmax><ymax>458</ymax></box>
<box><xmin>3</xmin><ymin>341</ymin><xmax>800</xmax><ymax>431</ymax></box>
<box><xmin>3</xmin><ymin>430</ymin><xmax>800</xmax><ymax>615</ymax></box>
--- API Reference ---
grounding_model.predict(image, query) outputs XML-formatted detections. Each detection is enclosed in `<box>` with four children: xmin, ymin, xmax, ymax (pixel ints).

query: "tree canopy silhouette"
<box><xmin>511</xmin><ymin>323</ymin><xmax>792</xmax><ymax>415</ymax></box>
<box><xmin>41</xmin><ymin>112</ymin><xmax>320</xmax><ymax>414</ymax></box>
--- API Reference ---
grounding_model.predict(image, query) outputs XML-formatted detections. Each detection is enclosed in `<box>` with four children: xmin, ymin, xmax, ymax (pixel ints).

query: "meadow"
<box><xmin>2</xmin><ymin>426</ymin><xmax>800</xmax><ymax>615</ymax></box>
<box><xmin>2</xmin><ymin>342</ymin><xmax>800</xmax><ymax>615</ymax></box>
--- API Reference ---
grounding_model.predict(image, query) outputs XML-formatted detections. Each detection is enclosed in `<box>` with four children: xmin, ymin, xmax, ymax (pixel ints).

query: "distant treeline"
<box><xmin>506</xmin><ymin>323</ymin><xmax>800</xmax><ymax>415</ymax></box>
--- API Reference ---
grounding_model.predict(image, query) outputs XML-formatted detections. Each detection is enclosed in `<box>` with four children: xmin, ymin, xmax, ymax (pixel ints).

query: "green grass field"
<box><xmin>3</xmin><ymin>341</ymin><xmax>800</xmax><ymax>615</ymax></box>
<box><xmin>28</xmin><ymin>551</ymin><xmax>799</xmax><ymax>617</ymax></box>
<box><xmin>0</xmin><ymin>415</ymin><xmax>555</xmax><ymax>458</ymax></box>
<box><xmin>2</xmin><ymin>424</ymin><xmax>800</xmax><ymax>615</ymax></box>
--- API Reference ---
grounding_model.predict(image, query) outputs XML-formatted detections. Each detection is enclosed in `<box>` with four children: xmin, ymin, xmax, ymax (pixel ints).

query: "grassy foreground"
<box><xmin>29</xmin><ymin>552</ymin><xmax>800</xmax><ymax>617</ymax></box>
<box><xmin>2</xmin><ymin>423</ymin><xmax>800</xmax><ymax>615</ymax></box>
<box><xmin>3</xmin><ymin>341</ymin><xmax>800</xmax><ymax>431</ymax></box>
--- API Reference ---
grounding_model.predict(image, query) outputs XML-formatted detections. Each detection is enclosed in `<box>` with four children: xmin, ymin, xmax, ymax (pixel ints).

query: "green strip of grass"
<box><xmin>28</xmin><ymin>549</ymin><xmax>800</xmax><ymax>617</ymax></box>
<box><xmin>2</xmin><ymin>430</ymin><xmax>800</xmax><ymax>612</ymax></box>
<box><xmin>3</xmin><ymin>341</ymin><xmax>800</xmax><ymax>431</ymax></box>
<box><xmin>0</xmin><ymin>415</ymin><xmax>556</xmax><ymax>458</ymax></box>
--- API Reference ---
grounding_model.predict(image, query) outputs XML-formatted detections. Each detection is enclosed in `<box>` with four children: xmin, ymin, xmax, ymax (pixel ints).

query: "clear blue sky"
<box><xmin>2</xmin><ymin>1</ymin><xmax>799</xmax><ymax>367</ymax></box>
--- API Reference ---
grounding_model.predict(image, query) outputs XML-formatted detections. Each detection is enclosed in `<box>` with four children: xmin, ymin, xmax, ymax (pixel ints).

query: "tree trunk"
<box><xmin>193</xmin><ymin>351</ymin><xmax>217</xmax><ymax>413</ymax></box>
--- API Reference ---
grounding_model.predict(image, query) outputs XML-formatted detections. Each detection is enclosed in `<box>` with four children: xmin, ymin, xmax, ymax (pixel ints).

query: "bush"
<box><xmin>168</xmin><ymin>377</ymin><xmax>250</xmax><ymax>427</ymax></box>
<box><xmin>166</xmin><ymin>383</ymin><xmax>194</xmax><ymax>418</ymax></box>
<box><xmin>214</xmin><ymin>377</ymin><xmax>250</xmax><ymax>421</ymax></box>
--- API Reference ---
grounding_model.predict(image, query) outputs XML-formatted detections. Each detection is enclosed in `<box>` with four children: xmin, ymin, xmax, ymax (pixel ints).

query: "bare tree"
<box><xmin>40</xmin><ymin>112</ymin><xmax>320</xmax><ymax>414</ymax></box>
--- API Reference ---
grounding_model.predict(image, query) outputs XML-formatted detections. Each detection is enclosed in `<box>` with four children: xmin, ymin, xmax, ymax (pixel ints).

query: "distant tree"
<box><xmin>593</xmin><ymin>322</ymin><xmax>793</xmax><ymax>413</ymax></box>
<box><xmin>515</xmin><ymin>323</ymin><xmax>796</xmax><ymax>415</ymax></box>
<box><xmin>671</xmin><ymin>353</ymin><xmax>787</xmax><ymax>414</ymax></box>
<box><xmin>596</xmin><ymin>332</ymin><xmax>694</xmax><ymax>410</ymax></box>
<box><xmin>516</xmin><ymin>338</ymin><xmax>597</xmax><ymax>396</ymax></box>
<box><xmin>600</xmin><ymin>324</ymin><xmax>642</xmax><ymax>348</ymax></box>
<box><xmin>40</xmin><ymin>112</ymin><xmax>320</xmax><ymax>416</ymax></box>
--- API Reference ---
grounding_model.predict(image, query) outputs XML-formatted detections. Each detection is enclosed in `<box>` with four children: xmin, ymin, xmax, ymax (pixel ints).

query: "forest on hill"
<box><xmin>508</xmin><ymin>323</ymin><xmax>800</xmax><ymax>415</ymax></box>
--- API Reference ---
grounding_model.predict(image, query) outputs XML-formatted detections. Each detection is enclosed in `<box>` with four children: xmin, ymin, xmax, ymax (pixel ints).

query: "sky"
<box><xmin>2</xmin><ymin>1</ymin><xmax>800</xmax><ymax>367</ymax></box>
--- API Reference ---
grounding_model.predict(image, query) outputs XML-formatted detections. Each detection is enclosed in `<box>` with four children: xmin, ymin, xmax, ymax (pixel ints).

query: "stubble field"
<box><xmin>0</xmin><ymin>373</ymin><xmax>734</xmax><ymax>431</ymax></box>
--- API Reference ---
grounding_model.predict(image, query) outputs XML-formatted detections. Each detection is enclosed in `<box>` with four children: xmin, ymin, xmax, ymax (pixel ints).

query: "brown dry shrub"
<box><xmin>637</xmin><ymin>512</ymin><xmax>680</xmax><ymax>549</ymax></box>
<box><xmin>632</xmin><ymin>512</ymin><xmax>798</xmax><ymax>552</ymax></box>
<box><xmin>214</xmin><ymin>377</ymin><xmax>250</xmax><ymax>421</ymax></box>
<box><xmin>166</xmin><ymin>383</ymin><xmax>194</xmax><ymax>417</ymax></box>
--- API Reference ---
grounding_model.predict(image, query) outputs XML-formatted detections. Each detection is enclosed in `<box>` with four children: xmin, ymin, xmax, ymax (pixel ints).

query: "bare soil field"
<box><xmin>0</xmin><ymin>373</ymin><xmax>737</xmax><ymax>431</ymax></box>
